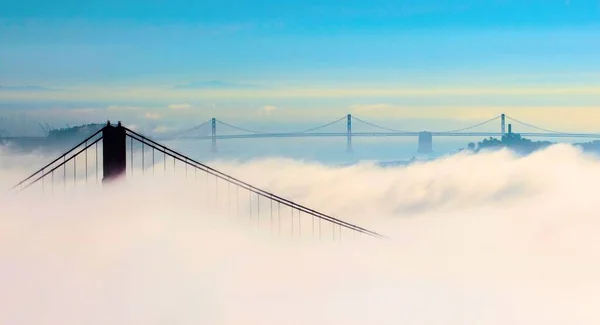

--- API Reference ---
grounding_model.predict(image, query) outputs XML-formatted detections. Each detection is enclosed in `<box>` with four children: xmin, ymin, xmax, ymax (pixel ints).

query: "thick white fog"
<box><xmin>2</xmin><ymin>144</ymin><xmax>600</xmax><ymax>324</ymax></box>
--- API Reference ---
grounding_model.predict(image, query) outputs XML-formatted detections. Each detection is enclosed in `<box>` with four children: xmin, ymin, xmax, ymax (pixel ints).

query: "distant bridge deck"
<box><xmin>5</xmin><ymin>114</ymin><xmax>600</xmax><ymax>149</ymax></box>
<box><xmin>5</xmin><ymin>132</ymin><xmax>600</xmax><ymax>145</ymax></box>
<box><xmin>156</xmin><ymin>132</ymin><xmax>600</xmax><ymax>141</ymax></box>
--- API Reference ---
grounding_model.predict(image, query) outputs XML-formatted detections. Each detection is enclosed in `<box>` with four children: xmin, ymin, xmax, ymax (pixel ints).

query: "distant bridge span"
<box><xmin>157</xmin><ymin>132</ymin><xmax>600</xmax><ymax>141</ymax></box>
<box><xmin>154</xmin><ymin>113</ymin><xmax>600</xmax><ymax>153</ymax></box>
<box><xmin>4</xmin><ymin>114</ymin><xmax>600</xmax><ymax>154</ymax></box>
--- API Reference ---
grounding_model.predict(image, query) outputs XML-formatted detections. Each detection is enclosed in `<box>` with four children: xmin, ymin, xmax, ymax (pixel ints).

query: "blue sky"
<box><xmin>1</xmin><ymin>0</ymin><xmax>600</xmax><ymax>133</ymax></box>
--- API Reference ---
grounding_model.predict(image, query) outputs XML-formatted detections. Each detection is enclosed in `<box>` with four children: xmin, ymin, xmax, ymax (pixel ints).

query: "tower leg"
<box><xmin>102</xmin><ymin>121</ymin><xmax>127</xmax><ymax>184</ymax></box>
<box><xmin>346</xmin><ymin>114</ymin><xmax>353</xmax><ymax>153</ymax></box>
<box><xmin>211</xmin><ymin>118</ymin><xmax>217</xmax><ymax>153</ymax></box>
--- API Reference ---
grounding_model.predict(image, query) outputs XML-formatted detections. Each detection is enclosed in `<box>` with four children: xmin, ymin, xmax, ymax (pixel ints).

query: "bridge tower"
<box><xmin>346</xmin><ymin>114</ymin><xmax>353</xmax><ymax>153</ymax></box>
<box><xmin>102</xmin><ymin>121</ymin><xmax>127</xmax><ymax>183</ymax></box>
<box><xmin>501</xmin><ymin>113</ymin><xmax>506</xmax><ymax>136</ymax></box>
<box><xmin>211</xmin><ymin>118</ymin><xmax>217</xmax><ymax>153</ymax></box>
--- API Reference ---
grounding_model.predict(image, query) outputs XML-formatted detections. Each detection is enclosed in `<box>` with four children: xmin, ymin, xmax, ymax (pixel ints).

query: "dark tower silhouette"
<box><xmin>102</xmin><ymin>121</ymin><xmax>126</xmax><ymax>183</ymax></box>
<box><xmin>501</xmin><ymin>113</ymin><xmax>506</xmax><ymax>136</ymax></box>
<box><xmin>346</xmin><ymin>114</ymin><xmax>353</xmax><ymax>153</ymax></box>
<box><xmin>211</xmin><ymin>117</ymin><xmax>217</xmax><ymax>153</ymax></box>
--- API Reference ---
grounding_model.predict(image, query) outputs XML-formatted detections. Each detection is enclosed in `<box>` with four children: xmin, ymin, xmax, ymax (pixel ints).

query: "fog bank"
<box><xmin>2</xmin><ymin>144</ymin><xmax>600</xmax><ymax>324</ymax></box>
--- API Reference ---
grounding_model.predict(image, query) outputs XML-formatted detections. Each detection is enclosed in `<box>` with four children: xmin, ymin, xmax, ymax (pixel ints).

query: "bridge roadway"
<box><xmin>156</xmin><ymin>132</ymin><xmax>600</xmax><ymax>141</ymax></box>
<box><xmin>4</xmin><ymin>132</ymin><xmax>600</xmax><ymax>144</ymax></box>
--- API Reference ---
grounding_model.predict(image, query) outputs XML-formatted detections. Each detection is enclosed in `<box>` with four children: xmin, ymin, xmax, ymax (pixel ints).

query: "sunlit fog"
<box><xmin>2</xmin><ymin>143</ymin><xmax>600</xmax><ymax>324</ymax></box>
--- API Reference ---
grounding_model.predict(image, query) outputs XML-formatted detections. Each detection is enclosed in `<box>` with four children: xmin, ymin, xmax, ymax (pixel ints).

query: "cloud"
<box><xmin>350</xmin><ymin>103</ymin><xmax>396</xmax><ymax>115</ymax></box>
<box><xmin>144</xmin><ymin>112</ymin><xmax>162</xmax><ymax>120</ymax></box>
<box><xmin>168</xmin><ymin>103</ymin><xmax>192</xmax><ymax>110</ymax></box>
<box><xmin>349</xmin><ymin>103</ymin><xmax>470</xmax><ymax>121</ymax></box>
<box><xmin>68</xmin><ymin>108</ymin><xmax>99</xmax><ymax>115</ymax></box>
<box><xmin>258</xmin><ymin>105</ymin><xmax>277</xmax><ymax>116</ymax></box>
<box><xmin>4</xmin><ymin>86</ymin><xmax>600</xmax><ymax>131</ymax></box>
<box><xmin>152</xmin><ymin>125</ymin><xmax>172</xmax><ymax>133</ymax></box>
<box><xmin>347</xmin><ymin>103</ymin><xmax>571</xmax><ymax>126</ymax></box>
<box><xmin>107</xmin><ymin>105</ymin><xmax>143</xmax><ymax>111</ymax></box>
<box><xmin>3</xmin><ymin>144</ymin><xmax>600</xmax><ymax>324</ymax></box>
<box><xmin>2</xmin><ymin>85</ymin><xmax>600</xmax><ymax>106</ymax></box>
<box><xmin>0</xmin><ymin>85</ymin><xmax>60</xmax><ymax>92</ymax></box>
<box><xmin>173</xmin><ymin>80</ymin><xmax>260</xmax><ymax>90</ymax></box>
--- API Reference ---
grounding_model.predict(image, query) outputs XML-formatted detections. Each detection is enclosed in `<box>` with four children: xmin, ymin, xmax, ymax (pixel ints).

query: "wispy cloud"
<box><xmin>3</xmin><ymin>86</ymin><xmax>600</xmax><ymax>103</ymax></box>
<box><xmin>173</xmin><ymin>80</ymin><xmax>261</xmax><ymax>90</ymax></box>
<box><xmin>258</xmin><ymin>105</ymin><xmax>278</xmax><ymax>116</ymax></box>
<box><xmin>69</xmin><ymin>108</ymin><xmax>99</xmax><ymax>115</ymax></box>
<box><xmin>144</xmin><ymin>112</ymin><xmax>162</xmax><ymax>120</ymax></box>
<box><xmin>350</xmin><ymin>103</ymin><xmax>396</xmax><ymax>115</ymax></box>
<box><xmin>152</xmin><ymin>125</ymin><xmax>172</xmax><ymax>133</ymax></box>
<box><xmin>0</xmin><ymin>85</ymin><xmax>60</xmax><ymax>92</ymax></box>
<box><xmin>168</xmin><ymin>103</ymin><xmax>192</xmax><ymax>110</ymax></box>
<box><xmin>107</xmin><ymin>105</ymin><xmax>143</xmax><ymax>111</ymax></box>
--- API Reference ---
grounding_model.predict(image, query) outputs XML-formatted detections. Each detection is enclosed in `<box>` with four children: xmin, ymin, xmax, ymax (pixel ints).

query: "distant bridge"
<box><xmin>165</xmin><ymin>132</ymin><xmax>600</xmax><ymax>140</ymax></box>
<box><xmin>154</xmin><ymin>114</ymin><xmax>600</xmax><ymax>153</ymax></box>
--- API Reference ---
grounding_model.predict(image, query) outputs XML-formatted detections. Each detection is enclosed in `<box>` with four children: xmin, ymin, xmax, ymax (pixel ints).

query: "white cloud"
<box><xmin>144</xmin><ymin>112</ymin><xmax>162</xmax><ymax>120</ymax></box>
<box><xmin>107</xmin><ymin>105</ymin><xmax>143</xmax><ymax>111</ymax></box>
<box><xmin>69</xmin><ymin>108</ymin><xmax>99</xmax><ymax>115</ymax></box>
<box><xmin>258</xmin><ymin>105</ymin><xmax>278</xmax><ymax>116</ymax></box>
<box><xmin>349</xmin><ymin>103</ymin><xmax>398</xmax><ymax>116</ymax></box>
<box><xmin>348</xmin><ymin>103</ymin><xmax>499</xmax><ymax>121</ymax></box>
<box><xmin>4</xmin><ymin>144</ymin><xmax>600</xmax><ymax>324</ymax></box>
<box><xmin>152</xmin><ymin>125</ymin><xmax>171</xmax><ymax>133</ymax></box>
<box><xmin>350</xmin><ymin>103</ymin><xmax>395</xmax><ymax>111</ymax></box>
<box><xmin>168</xmin><ymin>103</ymin><xmax>192</xmax><ymax>110</ymax></box>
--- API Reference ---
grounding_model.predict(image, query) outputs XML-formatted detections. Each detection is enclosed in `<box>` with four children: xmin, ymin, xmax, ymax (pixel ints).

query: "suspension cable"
<box><xmin>294</xmin><ymin>116</ymin><xmax>347</xmax><ymax>133</ymax></box>
<box><xmin>217</xmin><ymin>116</ymin><xmax>347</xmax><ymax>134</ymax></box>
<box><xmin>124</xmin><ymin>128</ymin><xmax>385</xmax><ymax>238</ymax></box>
<box><xmin>505</xmin><ymin>115</ymin><xmax>567</xmax><ymax>134</ymax></box>
<box><xmin>352</xmin><ymin>116</ymin><xmax>408</xmax><ymax>133</ymax></box>
<box><xmin>16</xmin><ymin>137</ymin><xmax>103</xmax><ymax>192</ymax></box>
<box><xmin>10</xmin><ymin>128</ymin><xmax>104</xmax><ymax>190</ymax></box>
<box><xmin>216</xmin><ymin>120</ymin><xmax>265</xmax><ymax>134</ymax></box>
<box><xmin>437</xmin><ymin>115</ymin><xmax>502</xmax><ymax>133</ymax></box>
<box><xmin>166</xmin><ymin>120</ymin><xmax>212</xmax><ymax>138</ymax></box>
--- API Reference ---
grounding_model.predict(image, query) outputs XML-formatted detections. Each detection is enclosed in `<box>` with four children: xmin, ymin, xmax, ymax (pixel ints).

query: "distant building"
<box><xmin>418</xmin><ymin>132</ymin><xmax>433</xmax><ymax>153</ymax></box>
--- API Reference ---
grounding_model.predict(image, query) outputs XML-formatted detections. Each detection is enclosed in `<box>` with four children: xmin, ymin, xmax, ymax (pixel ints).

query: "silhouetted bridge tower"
<box><xmin>11</xmin><ymin>121</ymin><xmax>385</xmax><ymax>241</ymax></box>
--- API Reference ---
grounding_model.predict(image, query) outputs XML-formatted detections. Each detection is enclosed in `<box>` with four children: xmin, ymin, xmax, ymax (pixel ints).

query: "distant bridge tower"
<box><xmin>346</xmin><ymin>114</ymin><xmax>353</xmax><ymax>153</ymax></box>
<box><xmin>211</xmin><ymin>118</ymin><xmax>217</xmax><ymax>153</ymax></box>
<box><xmin>501</xmin><ymin>113</ymin><xmax>506</xmax><ymax>136</ymax></box>
<box><xmin>418</xmin><ymin>131</ymin><xmax>433</xmax><ymax>154</ymax></box>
